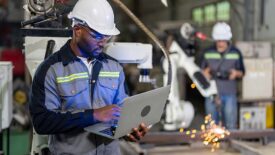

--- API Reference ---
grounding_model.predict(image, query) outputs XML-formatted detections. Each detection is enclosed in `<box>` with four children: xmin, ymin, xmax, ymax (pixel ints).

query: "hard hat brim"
<box><xmin>68</xmin><ymin>13</ymin><xmax>120</xmax><ymax>36</ymax></box>
<box><xmin>94</xmin><ymin>26</ymin><xmax>120</xmax><ymax>36</ymax></box>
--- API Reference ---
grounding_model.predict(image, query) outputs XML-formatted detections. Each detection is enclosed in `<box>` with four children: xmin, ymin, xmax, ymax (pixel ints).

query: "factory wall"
<box><xmin>137</xmin><ymin>0</ymin><xmax>245</xmax><ymax>41</ymax></box>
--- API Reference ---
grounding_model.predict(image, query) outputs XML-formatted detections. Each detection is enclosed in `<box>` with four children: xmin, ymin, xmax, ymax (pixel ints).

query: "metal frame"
<box><xmin>21</xmin><ymin>28</ymin><xmax>72</xmax><ymax>37</ymax></box>
<box><xmin>140</xmin><ymin>129</ymin><xmax>275</xmax><ymax>145</ymax></box>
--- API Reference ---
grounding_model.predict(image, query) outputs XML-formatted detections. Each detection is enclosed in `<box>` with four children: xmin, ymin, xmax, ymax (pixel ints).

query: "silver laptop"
<box><xmin>84</xmin><ymin>85</ymin><xmax>171</xmax><ymax>139</ymax></box>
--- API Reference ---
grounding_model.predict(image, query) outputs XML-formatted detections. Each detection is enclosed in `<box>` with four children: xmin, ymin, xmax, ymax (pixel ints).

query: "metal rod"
<box><xmin>7</xmin><ymin>128</ymin><xmax>9</xmax><ymax>155</ymax></box>
<box><xmin>0</xmin><ymin>132</ymin><xmax>3</xmax><ymax>155</ymax></box>
<box><xmin>140</xmin><ymin>130</ymin><xmax>275</xmax><ymax>144</ymax></box>
<box><xmin>0</xmin><ymin>69</ymin><xmax>3</xmax><ymax>155</ymax></box>
<box><xmin>112</xmin><ymin>0</ymin><xmax>172</xmax><ymax>85</ymax></box>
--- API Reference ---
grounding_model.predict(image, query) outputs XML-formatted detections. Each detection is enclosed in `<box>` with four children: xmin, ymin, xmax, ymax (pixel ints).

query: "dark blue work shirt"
<box><xmin>29</xmin><ymin>40</ymin><xmax>127</xmax><ymax>155</ymax></box>
<box><xmin>200</xmin><ymin>45</ymin><xmax>245</xmax><ymax>95</ymax></box>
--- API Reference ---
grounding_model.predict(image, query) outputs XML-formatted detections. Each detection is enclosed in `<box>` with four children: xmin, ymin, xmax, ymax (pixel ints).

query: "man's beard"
<box><xmin>77</xmin><ymin>41</ymin><xmax>103</xmax><ymax>58</ymax></box>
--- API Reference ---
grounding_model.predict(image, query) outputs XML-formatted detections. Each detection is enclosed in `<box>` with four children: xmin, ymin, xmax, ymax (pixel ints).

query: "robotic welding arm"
<box><xmin>168</xmin><ymin>39</ymin><xmax>217</xmax><ymax>97</ymax></box>
<box><xmin>167</xmin><ymin>23</ymin><xmax>217</xmax><ymax>97</ymax></box>
<box><xmin>162</xmin><ymin>23</ymin><xmax>217</xmax><ymax>130</ymax></box>
<box><xmin>104</xmin><ymin>42</ymin><xmax>153</xmax><ymax>83</ymax></box>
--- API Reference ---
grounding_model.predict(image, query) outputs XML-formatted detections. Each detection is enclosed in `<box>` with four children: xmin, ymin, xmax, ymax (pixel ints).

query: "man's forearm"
<box><xmin>30</xmin><ymin>107</ymin><xmax>97</xmax><ymax>134</ymax></box>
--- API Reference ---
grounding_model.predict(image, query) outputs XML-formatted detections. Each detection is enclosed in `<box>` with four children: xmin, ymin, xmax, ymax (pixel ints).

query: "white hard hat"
<box><xmin>212</xmin><ymin>22</ymin><xmax>232</xmax><ymax>41</ymax></box>
<box><xmin>68</xmin><ymin>0</ymin><xmax>120</xmax><ymax>36</ymax></box>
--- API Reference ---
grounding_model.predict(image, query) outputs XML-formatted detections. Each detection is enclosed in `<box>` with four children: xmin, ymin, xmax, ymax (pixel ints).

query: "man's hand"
<box><xmin>229</xmin><ymin>69</ymin><xmax>243</xmax><ymax>80</ymax></box>
<box><xmin>93</xmin><ymin>105</ymin><xmax>121</xmax><ymax>122</ymax></box>
<box><xmin>203</xmin><ymin>67</ymin><xmax>212</xmax><ymax>80</ymax></box>
<box><xmin>125</xmin><ymin>123</ymin><xmax>149</xmax><ymax>142</ymax></box>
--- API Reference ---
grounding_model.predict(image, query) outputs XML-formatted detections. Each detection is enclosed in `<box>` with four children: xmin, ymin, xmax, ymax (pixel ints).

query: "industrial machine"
<box><xmin>162</xmin><ymin>23</ymin><xmax>217</xmax><ymax>130</ymax></box>
<box><xmin>0</xmin><ymin>62</ymin><xmax>13</xmax><ymax>131</ymax></box>
<box><xmin>0</xmin><ymin>62</ymin><xmax>13</xmax><ymax>154</ymax></box>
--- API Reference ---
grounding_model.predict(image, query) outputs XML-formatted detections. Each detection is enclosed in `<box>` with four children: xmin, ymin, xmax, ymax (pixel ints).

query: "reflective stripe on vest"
<box><xmin>225</xmin><ymin>53</ymin><xmax>240</xmax><ymax>59</ymax></box>
<box><xmin>204</xmin><ymin>53</ymin><xmax>221</xmax><ymax>59</ymax></box>
<box><xmin>56</xmin><ymin>72</ymin><xmax>89</xmax><ymax>83</ymax></box>
<box><xmin>205</xmin><ymin>52</ymin><xmax>239</xmax><ymax>60</ymax></box>
<box><xmin>99</xmin><ymin>71</ymin><xmax>120</xmax><ymax>78</ymax></box>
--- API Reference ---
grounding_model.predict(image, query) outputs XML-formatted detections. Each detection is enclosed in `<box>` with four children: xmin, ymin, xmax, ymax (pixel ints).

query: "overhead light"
<box><xmin>161</xmin><ymin>0</ymin><xmax>168</xmax><ymax>7</ymax></box>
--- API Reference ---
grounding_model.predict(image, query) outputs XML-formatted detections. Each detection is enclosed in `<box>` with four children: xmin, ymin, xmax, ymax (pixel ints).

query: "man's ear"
<box><xmin>73</xmin><ymin>25</ymin><xmax>82</xmax><ymax>38</ymax></box>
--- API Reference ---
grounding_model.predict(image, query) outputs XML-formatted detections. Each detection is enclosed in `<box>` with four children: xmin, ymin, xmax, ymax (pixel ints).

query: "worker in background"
<box><xmin>29</xmin><ymin>0</ymin><xmax>148</xmax><ymax>154</ymax></box>
<box><xmin>200</xmin><ymin>22</ymin><xmax>245</xmax><ymax>129</ymax></box>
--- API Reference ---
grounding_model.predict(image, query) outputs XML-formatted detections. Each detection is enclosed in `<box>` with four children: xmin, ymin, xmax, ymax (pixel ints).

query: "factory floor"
<box><xmin>2</xmin><ymin>129</ymin><xmax>275</xmax><ymax>155</ymax></box>
<box><xmin>231</xmin><ymin>140</ymin><xmax>275</xmax><ymax>155</ymax></box>
<box><xmin>144</xmin><ymin>144</ymin><xmax>240</xmax><ymax>155</ymax></box>
<box><xmin>121</xmin><ymin>140</ymin><xmax>275</xmax><ymax>155</ymax></box>
<box><xmin>120</xmin><ymin>141</ymin><xmax>240</xmax><ymax>155</ymax></box>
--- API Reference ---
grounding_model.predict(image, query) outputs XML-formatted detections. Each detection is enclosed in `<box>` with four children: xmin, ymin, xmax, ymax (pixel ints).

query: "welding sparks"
<box><xmin>179</xmin><ymin>114</ymin><xmax>230</xmax><ymax>152</ymax></box>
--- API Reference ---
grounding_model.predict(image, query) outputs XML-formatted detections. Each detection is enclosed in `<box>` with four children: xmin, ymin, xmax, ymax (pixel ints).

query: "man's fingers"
<box><xmin>132</xmin><ymin>128</ymin><xmax>142</xmax><ymax>140</ymax></box>
<box><xmin>111</xmin><ymin>105</ymin><xmax>121</xmax><ymax>112</ymax></box>
<box><xmin>139</xmin><ymin>123</ymin><xmax>149</xmax><ymax>136</ymax></box>
<box><xmin>111</xmin><ymin>114</ymin><xmax>120</xmax><ymax>120</ymax></box>
<box><xmin>127</xmin><ymin>134</ymin><xmax>137</xmax><ymax>142</ymax></box>
<box><xmin>113</xmin><ymin>112</ymin><xmax>121</xmax><ymax>117</ymax></box>
<box><xmin>140</xmin><ymin>123</ymin><xmax>148</xmax><ymax>131</ymax></box>
<box><xmin>140</xmin><ymin>123</ymin><xmax>147</xmax><ymax>130</ymax></box>
<box><xmin>112</xmin><ymin>108</ymin><xmax>121</xmax><ymax>113</ymax></box>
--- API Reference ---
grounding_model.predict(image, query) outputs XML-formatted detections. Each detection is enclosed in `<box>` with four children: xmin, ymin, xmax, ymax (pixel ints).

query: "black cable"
<box><xmin>7</xmin><ymin>128</ymin><xmax>9</xmax><ymax>155</ymax></box>
<box><xmin>0</xmin><ymin>131</ymin><xmax>3</xmax><ymax>155</ymax></box>
<box><xmin>45</xmin><ymin>40</ymin><xmax>56</xmax><ymax>60</ymax></box>
<box><xmin>95</xmin><ymin>135</ymin><xmax>98</xmax><ymax>155</ymax></box>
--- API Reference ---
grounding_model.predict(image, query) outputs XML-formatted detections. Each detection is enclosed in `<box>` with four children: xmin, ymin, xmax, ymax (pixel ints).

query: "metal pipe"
<box><xmin>0</xmin><ymin>69</ymin><xmax>3</xmax><ymax>155</ymax></box>
<box><xmin>140</xmin><ymin>130</ymin><xmax>275</xmax><ymax>144</ymax></box>
<box><xmin>244</xmin><ymin>0</ymin><xmax>255</xmax><ymax>41</ymax></box>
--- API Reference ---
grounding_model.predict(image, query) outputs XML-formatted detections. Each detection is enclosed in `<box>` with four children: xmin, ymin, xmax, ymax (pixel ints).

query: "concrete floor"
<box><xmin>232</xmin><ymin>141</ymin><xmax>275</xmax><ymax>155</ymax></box>
<box><xmin>248</xmin><ymin>142</ymin><xmax>275</xmax><ymax>155</ymax></box>
<box><xmin>121</xmin><ymin>141</ymin><xmax>275</xmax><ymax>155</ymax></box>
<box><xmin>145</xmin><ymin>143</ymin><xmax>240</xmax><ymax>155</ymax></box>
<box><xmin>121</xmin><ymin>141</ymin><xmax>240</xmax><ymax>155</ymax></box>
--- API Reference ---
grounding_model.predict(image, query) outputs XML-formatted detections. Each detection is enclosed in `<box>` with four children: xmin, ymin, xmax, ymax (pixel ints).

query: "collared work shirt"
<box><xmin>29</xmin><ymin>40</ymin><xmax>128</xmax><ymax>155</ymax></box>
<box><xmin>200</xmin><ymin>45</ymin><xmax>245</xmax><ymax>95</ymax></box>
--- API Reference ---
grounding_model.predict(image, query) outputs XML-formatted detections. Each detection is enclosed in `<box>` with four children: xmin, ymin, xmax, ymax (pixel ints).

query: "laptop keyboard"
<box><xmin>99</xmin><ymin>126</ymin><xmax>116</xmax><ymax>136</ymax></box>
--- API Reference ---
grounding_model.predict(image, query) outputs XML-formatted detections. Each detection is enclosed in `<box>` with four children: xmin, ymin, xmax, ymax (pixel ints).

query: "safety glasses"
<box><xmin>80</xmin><ymin>25</ymin><xmax>111</xmax><ymax>41</ymax></box>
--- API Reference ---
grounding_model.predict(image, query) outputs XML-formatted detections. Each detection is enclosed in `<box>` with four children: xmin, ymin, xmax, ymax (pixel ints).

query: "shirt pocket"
<box><xmin>58</xmin><ymin>79</ymin><xmax>88</xmax><ymax>96</ymax></box>
<box><xmin>57</xmin><ymin>79</ymin><xmax>89</xmax><ymax>109</ymax></box>
<box><xmin>97</xmin><ymin>77</ymin><xmax>119</xmax><ymax>102</ymax></box>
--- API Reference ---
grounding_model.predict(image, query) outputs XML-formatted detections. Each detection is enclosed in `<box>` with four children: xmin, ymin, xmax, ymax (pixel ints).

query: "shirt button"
<box><xmin>71</xmin><ymin>90</ymin><xmax>75</xmax><ymax>94</ymax></box>
<box><xmin>92</xmin><ymin>80</ymin><xmax>96</xmax><ymax>83</ymax></box>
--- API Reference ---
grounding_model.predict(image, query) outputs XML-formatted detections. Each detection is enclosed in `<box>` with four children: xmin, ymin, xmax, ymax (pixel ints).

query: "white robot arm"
<box><xmin>104</xmin><ymin>42</ymin><xmax>153</xmax><ymax>83</ymax></box>
<box><xmin>168</xmin><ymin>39</ymin><xmax>217</xmax><ymax>97</ymax></box>
<box><xmin>162</xmin><ymin>23</ymin><xmax>217</xmax><ymax>130</ymax></box>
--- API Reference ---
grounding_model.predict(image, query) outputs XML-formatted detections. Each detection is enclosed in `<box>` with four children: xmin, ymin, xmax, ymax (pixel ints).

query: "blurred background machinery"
<box><xmin>0</xmin><ymin>62</ymin><xmax>13</xmax><ymax>155</ymax></box>
<box><xmin>162</xmin><ymin>23</ymin><xmax>217</xmax><ymax>130</ymax></box>
<box><xmin>1</xmin><ymin>0</ymin><xmax>275</xmax><ymax>155</ymax></box>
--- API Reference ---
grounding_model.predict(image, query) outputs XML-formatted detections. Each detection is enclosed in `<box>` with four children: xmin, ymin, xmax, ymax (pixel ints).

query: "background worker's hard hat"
<box><xmin>212</xmin><ymin>22</ymin><xmax>232</xmax><ymax>41</ymax></box>
<box><xmin>68</xmin><ymin>0</ymin><xmax>120</xmax><ymax>36</ymax></box>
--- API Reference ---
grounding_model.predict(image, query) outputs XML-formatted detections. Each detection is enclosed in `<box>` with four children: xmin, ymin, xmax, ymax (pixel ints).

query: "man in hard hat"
<box><xmin>29</xmin><ymin>0</ymin><xmax>148</xmax><ymax>154</ymax></box>
<box><xmin>200</xmin><ymin>22</ymin><xmax>245</xmax><ymax>129</ymax></box>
